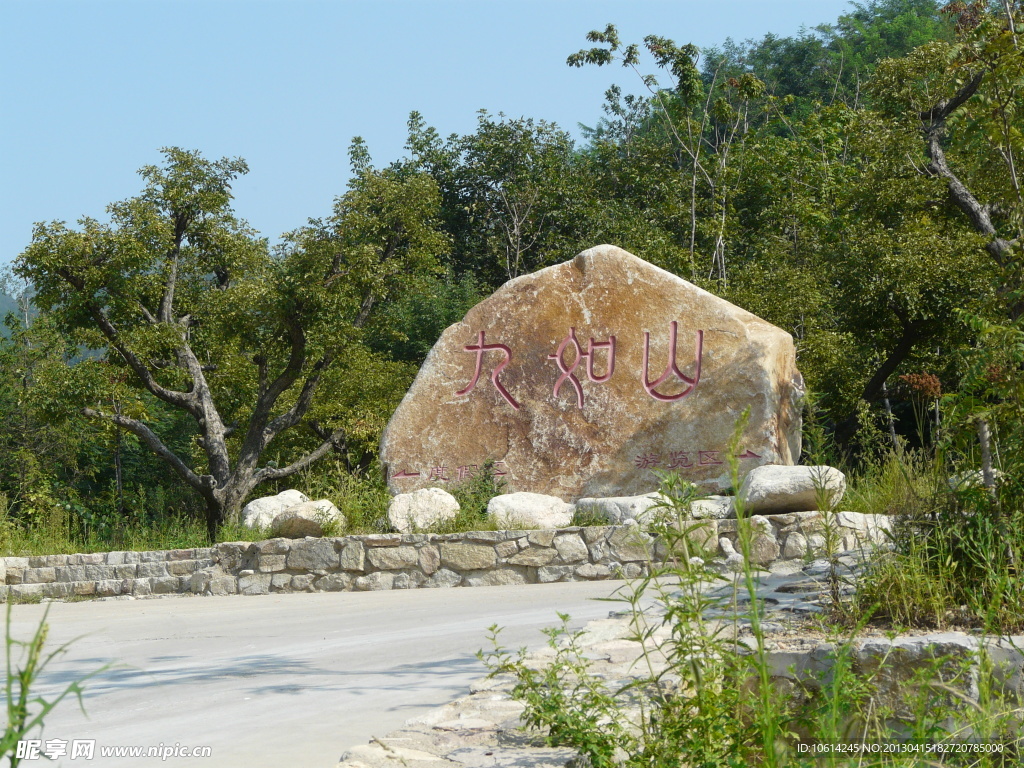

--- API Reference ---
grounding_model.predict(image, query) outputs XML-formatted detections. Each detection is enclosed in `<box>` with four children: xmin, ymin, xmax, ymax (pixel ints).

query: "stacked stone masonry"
<box><xmin>1</xmin><ymin>511</ymin><xmax>890</xmax><ymax>601</ymax></box>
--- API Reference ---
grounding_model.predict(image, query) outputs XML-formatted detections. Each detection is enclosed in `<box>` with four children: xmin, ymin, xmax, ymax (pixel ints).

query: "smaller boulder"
<box><xmin>577</xmin><ymin>492</ymin><xmax>736</xmax><ymax>525</ymax></box>
<box><xmin>689</xmin><ymin>496</ymin><xmax>735</xmax><ymax>519</ymax></box>
<box><xmin>948</xmin><ymin>469</ymin><xmax>1005</xmax><ymax>490</ymax></box>
<box><xmin>271</xmin><ymin>499</ymin><xmax>344</xmax><ymax>539</ymax></box>
<box><xmin>388</xmin><ymin>488</ymin><xmax>460</xmax><ymax>533</ymax></box>
<box><xmin>574</xmin><ymin>493</ymin><xmax>664</xmax><ymax>525</ymax></box>
<box><xmin>488</xmin><ymin>492</ymin><xmax>573</xmax><ymax>530</ymax></box>
<box><xmin>738</xmin><ymin>465</ymin><xmax>845</xmax><ymax>515</ymax></box>
<box><xmin>241</xmin><ymin>489</ymin><xmax>309</xmax><ymax>529</ymax></box>
<box><xmin>717</xmin><ymin>537</ymin><xmax>746</xmax><ymax>572</ymax></box>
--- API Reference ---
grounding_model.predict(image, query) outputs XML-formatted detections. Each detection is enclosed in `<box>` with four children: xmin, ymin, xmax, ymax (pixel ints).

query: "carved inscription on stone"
<box><xmin>380</xmin><ymin>245</ymin><xmax>804</xmax><ymax>499</ymax></box>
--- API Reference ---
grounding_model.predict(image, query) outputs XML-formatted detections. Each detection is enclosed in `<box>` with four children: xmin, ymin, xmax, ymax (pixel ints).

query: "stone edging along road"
<box><xmin>1</xmin><ymin>512</ymin><xmax>891</xmax><ymax>602</ymax></box>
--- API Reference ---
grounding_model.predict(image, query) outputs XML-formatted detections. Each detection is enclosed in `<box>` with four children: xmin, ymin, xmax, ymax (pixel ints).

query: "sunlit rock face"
<box><xmin>380</xmin><ymin>245</ymin><xmax>804</xmax><ymax>500</ymax></box>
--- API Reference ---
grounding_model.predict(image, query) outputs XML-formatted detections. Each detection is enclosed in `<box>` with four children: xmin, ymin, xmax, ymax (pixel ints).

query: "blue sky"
<box><xmin>0</xmin><ymin>0</ymin><xmax>857</xmax><ymax>271</ymax></box>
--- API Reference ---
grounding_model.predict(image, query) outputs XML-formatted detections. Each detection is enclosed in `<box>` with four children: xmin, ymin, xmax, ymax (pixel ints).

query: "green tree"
<box><xmin>870</xmin><ymin>0</ymin><xmax>1023</xmax><ymax>302</ymax></box>
<box><xmin>569</xmin><ymin>24</ymin><xmax>771</xmax><ymax>285</ymax></box>
<box><xmin>402</xmin><ymin>110</ymin><xmax>598</xmax><ymax>288</ymax></box>
<box><xmin>0</xmin><ymin>316</ymin><xmax>86</xmax><ymax>530</ymax></box>
<box><xmin>566</xmin><ymin>10</ymin><xmax>995</xmax><ymax>449</ymax></box>
<box><xmin>705</xmin><ymin>1</ymin><xmax>951</xmax><ymax>121</ymax></box>
<box><xmin>16</xmin><ymin>148</ymin><xmax>447</xmax><ymax>537</ymax></box>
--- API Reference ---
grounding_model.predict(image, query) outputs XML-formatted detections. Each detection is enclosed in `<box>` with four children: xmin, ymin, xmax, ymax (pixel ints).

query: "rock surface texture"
<box><xmin>241</xmin><ymin>489</ymin><xmax>310</xmax><ymax>529</ymax></box>
<box><xmin>739</xmin><ymin>465</ymin><xmax>846</xmax><ymax>514</ymax></box>
<box><xmin>689</xmin><ymin>495</ymin><xmax>735</xmax><ymax>519</ymax></box>
<box><xmin>575</xmin><ymin>493</ymin><xmax>666</xmax><ymax>525</ymax></box>
<box><xmin>388</xmin><ymin>488</ymin><xmax>461</xmax><ymax>533</ymax></box>
<box><xmin>381</xmin><ymin>245</ymin><xmax>804</xmax><ymax>500</ymax></box>
<box><xmin>487</xmin><ymin>492</ymin><xmax>574</xmax><ymax>529</ymax></box>
<box><xmin>271</xmin><ymin>499</ymin><xmax>344</xmax><ymax>539</ymax></box>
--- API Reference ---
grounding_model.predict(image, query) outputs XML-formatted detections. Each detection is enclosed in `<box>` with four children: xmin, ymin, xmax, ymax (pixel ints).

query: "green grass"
<box><xmin>2</xmin><ymin>605</ymin><xmax>109</xmax><ymax>764</ymax></box>
<box><xmin>819</xmin><ymin>447</ymin><xmax>1024</xmax><ymax>634</ymax></box>
<box><xmin>0</xmin><ymin>459</ymin><xmax>517</xmax><ymax>555</ymax></box>
<box><xmin>0</xmin><ymin>508</ymin><xmax>213</xmax><ymax>557</ymax></box>
<box><xmin>841</xmin><ymin>449</ymin><xmax>942</xmax><ymax>519</ymax></box>
<box><xmin>288</xmin><ymin>461</ymin><xmax>392</xmax><ymax>535</ymax></box>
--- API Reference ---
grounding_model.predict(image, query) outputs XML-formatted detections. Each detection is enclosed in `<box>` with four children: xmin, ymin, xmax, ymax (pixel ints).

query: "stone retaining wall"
<box><xmin>1</xmin><ymin>511</ymin><xmax>891</xmax><ymax>601</ymax></box>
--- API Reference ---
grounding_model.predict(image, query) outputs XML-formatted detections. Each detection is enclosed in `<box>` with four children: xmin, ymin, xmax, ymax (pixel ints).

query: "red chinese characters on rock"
<box><xmin>547</xmin><ymin>328</ymin><xmax>616</xmax><ymax>408</ymax></box>
<box><xmin>455</xmin><ymin>321</ymin><xmax>704</xmax><ymax>410</ymax></box>
<box><xmin>667</xmin><ymin>451</ymin><xmax>693</xmax><ymax>469</ymax></box>
<box><xmin>642</xmin><ymin>321</ymin><xmax>703</xmax><ymax>402</ymax></box>
<box><xmin>456</xmin><ymin>464</ymin><xmax>478</xmax><ymax>482</ymax></box>
<box><xmin>390</xmin><ymin>469</ymin><xmax>421</xmax><ymax>479</ymax></box>
<box><xmin>634</xmin><ymin>453</ymin><xmax>659</xmax><ymax>469</ymax></box>
<box><xmin>632</xmin><ymin>448</ymin><xmax>760</xmax><ymax>470</ymax></box>
<box><xmin>455</xmin><ymin>331</ymin><xmax>520</xmax><ymax>410</ymax></box>
<box><xmin>697</xmin><ymin>450</ymin><xmax>723</xmax><ymax>466</ymax></box>
<box><xmin>390</xmin><ymin>461</ymin><xmax>509</xmax><ymax>484</ymax></box>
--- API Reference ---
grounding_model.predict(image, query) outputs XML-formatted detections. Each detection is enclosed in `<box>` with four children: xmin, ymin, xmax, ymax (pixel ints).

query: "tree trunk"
<box><xmin>834</xmin><ymin>321</ymin><xmax>926</xmax><ymax>449</ymax></box>
<box><xmin>976</xmin><ymin>417</ymin><xmax>997</xmax><ymax>496</ymax></box>
<box><xmin>203</xmin><ymin>498</ymin><xmax>221</xmax><ymax>542</ymax></box>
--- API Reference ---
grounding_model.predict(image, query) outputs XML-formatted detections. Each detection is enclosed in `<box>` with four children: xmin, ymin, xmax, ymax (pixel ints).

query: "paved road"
<box><xmin>7</xmin><ymin>581</ymin><xmax>633</xmax><ymax>768</ymax></box>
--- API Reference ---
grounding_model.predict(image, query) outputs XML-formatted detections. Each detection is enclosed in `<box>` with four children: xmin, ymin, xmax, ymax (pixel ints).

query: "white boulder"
<box><xmin>574</xmin><ymin>493</ymin><xmax>665</xmax><ymax>525</ymax></box>
<box><xmin>948</xmin><ymin>469</ymin><xmax>1005</xmax><ymax>490</ymax></box>
<box><xmin>577</xmin><ymin>492</ymin><xmax>736</xmax><ymax>524</ymax></box>
<box><xmin>738</xmin><ymin>465</ymin><xmax>845</xmax><ymax>514</ymax></box>
<box><xmin>271</xmin><ymin>499</ymin><xmax>344</xmax><ymax>538</ymax></box>
<box><xmin>387</xmin><ymin>488</ymin><xmax>460</xmax><ymax>533</ymax></box>
<box><xmin>717</xmin><ymin>537</ymin><xmax>746</xmax><ymax>572</ymax></box>
<box><xmin>487</xmin><ymin>492</ymin><xmax>574</xmax><ymax>530</ymax></box>
<box><xmin>689</xmin><ymin>495</ymin><xmax>735</xmax><ymax>519</ymax></box>
<box><xmin>241</xmin><ymin>489</ymin><xmax>309</xmax><ymax>529</ymax></box>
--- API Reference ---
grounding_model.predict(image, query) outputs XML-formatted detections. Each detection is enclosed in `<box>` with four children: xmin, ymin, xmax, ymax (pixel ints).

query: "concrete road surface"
<box><xmin>6</xmin><ymin>580</ymin><xmax>634</xmax><ymax>767</ymax></box>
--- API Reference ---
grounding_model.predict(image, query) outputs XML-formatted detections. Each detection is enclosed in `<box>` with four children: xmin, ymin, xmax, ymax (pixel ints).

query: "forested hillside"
<box><xmin>2</xmin><ymin>0</ymin><xmax>1021</xmax><ymax>548</ymax></box>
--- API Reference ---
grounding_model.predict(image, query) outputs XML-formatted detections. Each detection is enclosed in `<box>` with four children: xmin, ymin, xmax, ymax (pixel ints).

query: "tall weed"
<box><xmin>1</xmin><ymin>605</ymin><xmax>107</xmax><ymax>766</ymax></box>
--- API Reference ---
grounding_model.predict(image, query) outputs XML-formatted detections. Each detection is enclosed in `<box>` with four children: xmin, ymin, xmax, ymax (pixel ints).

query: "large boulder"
<box><xmin>241</xmin><ymin>489</ymin><xmax>309</xmax><ymax>529</ymax></box>
<box><xmin>387</xmin><ymin>488</ymin><xmax>461</xmax><ymax>533</ymax></box>
<box><xmin>271</xmin><ymin>499</ymin><xmax>344</xmax><ymax>538</ymax></box>
<box><xmin>487</xmin><ymin>492</ymin><xmax>574</xmax><ymax>529</ymax></box>
<box><xmin>380</xmin><ymin>245</ymin><xmax>803</xmax><ymax>500</ymax></box>
<box><xmin>738</xmin><ymin>465</ymin><xmax>846</xmax><ymax>514</ymax></box>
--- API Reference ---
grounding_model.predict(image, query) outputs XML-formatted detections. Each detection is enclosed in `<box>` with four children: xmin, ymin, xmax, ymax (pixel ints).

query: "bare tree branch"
<box><xmin>83</xmin><ymin>407</ymin><xmax>214</xmax><ymax>493</ymax></box>
<box><xmin>158</xmin><ymin>214</ymin><xmax>187</xmax><ymax>323</ymax></box>
<box><xmin>920</xmin><ymin>71</ymin><xmax>985</xmax><ymax>124</ymax></box>
<box><xmin>237</xmin><ymin>316</ymin><xmax>309</xmax><ymax>468</ymax></box>
<box><xmin>921</xmin><ymin>72</ymin><xmax>1019</xmax><ymax>266</ymax></box>
<box><xmin>137</xmin><ymin>302</ymin><xmax>158</xmax><ymax>324</ymax></box>
<box><xmin>57</xmin><ymin>268</ymin><xmax>202</xmax><ymax>417</ymax></box>
<box><xmin>259</xmin><ymin>352</ymin><xmax>335</xmax><ymax>453</ymax></box>
<box><xmin>251</xmin><ymin>429</ymin><xmax>347</xmax><ymax>484</ymax></box>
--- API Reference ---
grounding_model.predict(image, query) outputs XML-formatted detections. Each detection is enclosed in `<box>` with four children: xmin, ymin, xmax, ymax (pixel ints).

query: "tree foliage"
<box><xmin>15</xmin><ymin>148</ymin><xmax>447</xmax><ymax>536</ymax></box>
<box><xmin>5</xmin><ymin>0</ymin><xmax>1023</xmax><ymax>544</ymax></box>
